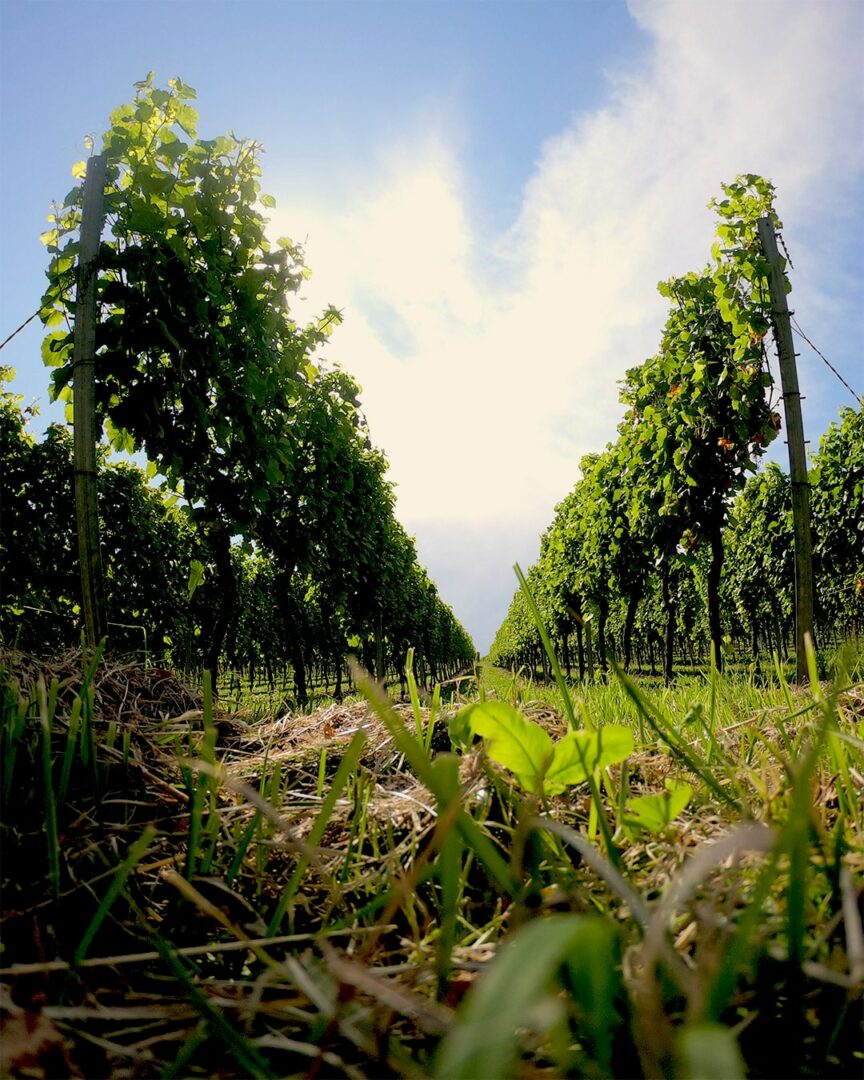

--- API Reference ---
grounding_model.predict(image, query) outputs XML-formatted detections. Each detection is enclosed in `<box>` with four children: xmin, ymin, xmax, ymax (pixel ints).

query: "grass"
<box><xmin>1</xmin><ymin>640</ymin><xmax>862</xmax><ymax>1078</ymax></box>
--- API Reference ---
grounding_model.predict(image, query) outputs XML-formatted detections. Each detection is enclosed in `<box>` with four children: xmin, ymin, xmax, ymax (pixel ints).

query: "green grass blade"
<box><xmin>515</xmin><ymin>564</ymin><xmax>620</xmax><ymax>867</ymax></box>
<box><xmin>1</xmin><ymin>684</ymin><xmax>29</xmax><ymax>806</ymax></box>
<box><xmin>514</xmin><ymin>564</ymin><xmax>578</xmax><ymax>732</ymax></box>
<box><xmin>431</xmin><ymin>754</ymin><xmax>463</xmax><ymax>997</ymax></box>
<box><xmin>353</xmin><ymin>664</ymin><xmax>519</xmax><ymax>896</ymax></box>
<box><xmin>317</xmin><ymin>747</ymin><xmax>327</xmax><ymax>798</ymax></box>
<box><xmin>267</xmin><ymin>729</ymin><xmax>366</xmax><ymax>934</ymax></box>
<box><xmin>226</xmin><ymin>810</ymin><xmax>261</xmax><ymax>887</ymax></box>
<box><xmin>152</xmin><ymin>935</ymin><xmax>275</xmax><ymax>1079</ymax></box>
<box><xmin>162</xmin><ymin>1022</ymin><xmax>209</xmax><ymax>1080</ymax></box>
<box><xmin>58</xmin><ymin>695</ymin><xmax>81</xmax><ymax>805</ymax></box>
<box><xmin>773</xmin><ymin>649</ymin><xmax>795</xmax><ymax>713</ymax></box>
<box><xmin>613</xmin><ymin>662</ymin><xmax>742</xmax><ymax>812</ymax></box>
<box><xmin>405</xmin><ymin>646</ymin><xmax>425</xmax><ymax>746</ymax></box>
<box><xmin>186</xmin><ymin>672</ymin><xmax>219</xmax><ymax>879</ymax></box>
<box><xmin>38</xmin><ymin>677</ymin><xmax>60</xmax><ymax>899</ymax></box>
<box><xmin>73</xmin><ymin>825</ymin><xmax>156</xmax><ymax>967</ymax></box>
<box><xmin>427</xmin><ymin>682</ymin><xmax>441</xmax><ymax>756</ymax></box>
<box><xmin>79</xmin><ymin>639</ymin><xmax>106</xmax><ymax>781</ymax></box>
<box><xmin>674</xmin><ymin>1023</ymin><xmax>745</xmax><ymax>1079</ymax></box>
<box><xmin>434</xmin><ymin>914</ymin><xmax>617</xmax><ymax>1079</ymax></box>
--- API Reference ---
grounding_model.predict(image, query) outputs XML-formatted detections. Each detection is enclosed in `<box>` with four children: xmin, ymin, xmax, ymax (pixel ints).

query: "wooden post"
<box><xmin>757</xmin><ymin>216</ymin><xmax>815</xmax><ymax>682</ymax></box>
<box><xmin>73</xmin><ymin>154</ymin><xmax>108</xmax><ymax>647</ymax></box>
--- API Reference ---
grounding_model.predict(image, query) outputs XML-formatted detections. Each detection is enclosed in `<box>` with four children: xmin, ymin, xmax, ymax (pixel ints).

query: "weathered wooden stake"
<box><xmin>73</xmin><ymin>154</ymin><xmax>108</xmax><ymax>647</ymax></box>
<box><xmin>757</xmin><ymin>216</ymin><xmax>815</xmax><ymax>682</ymax></box>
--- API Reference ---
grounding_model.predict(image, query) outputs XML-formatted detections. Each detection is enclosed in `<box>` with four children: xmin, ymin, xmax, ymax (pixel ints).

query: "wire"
<box><xmin>0</xmin><ymin>308</ymin><xmax>43</xmax><ymax>353</ymax></box>
<box><xmin>777</xmin><ymin>230</ymin><xmax>795</xmax><ymax>270</ymax></box>
<box><xmin>771</xmin><ymin>232</ymin><xmax>859</xmax><ymax>404</ymax></box>
<box><xmin>790</xmin><ymin>315</ymin><xmax>861</xmax><ymax>404</ymax></box>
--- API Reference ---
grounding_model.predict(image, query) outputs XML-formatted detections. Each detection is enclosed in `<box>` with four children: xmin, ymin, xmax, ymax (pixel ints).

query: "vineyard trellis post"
<box><xmin>757</xmin><ymin>216</ymin><xmax>815</xmax><ymax>681</ymax></box>
<box><xmin>73</xmin><ymin>153</ymin><xmax>108</xmax><ymax>647</ymax></box>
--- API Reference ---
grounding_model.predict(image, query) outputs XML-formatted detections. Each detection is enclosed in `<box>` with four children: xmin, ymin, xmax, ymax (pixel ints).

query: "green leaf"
<box><xmin>71</xmin><ymin>160</ymin><xmax>87</xmax><ymax>179</ymax></box>
<box><xmin>674</xmin><ymin>1023</ymin><xmax>745</xmax><ymax>1079</ymax></box>
<box><xmin>41</xmin><ymin>330</ymin><xmax>70</xmax><ymax>369</ymax></box>
<box><xmin>168</xmin><ymin>76</ymin><xmax>197</xmax><ymax>101</ymax></box>
<box><xmin>260</xmin><ymin>193</ymin><xmax>277</xmax><ymax>208</ymax></box>
<box><xmin>175</xmin><ymin>102</ymin><xmax>198</xmax><ymax>137</ymax></box>
<box><xmin>624</xmin><ymin>780</ymin><xmax>693</xmax><ymax>832</ymax></box>
<box><xmin>462</xmin><ymin>701</ymin><xmax>554</xmax><ymax>794</ymax></box>
<box><xmin>434</xmin><ymin>915</ymin><xmax>619</xmax><ymax>1080</ymax></box>
<box><xmin>187</xmin><ymin>558</ymin><xmax>206</xmax><ymax>600</ymax></box>
<box><xmin>447</xmin><ymin>708</ymin><xmax>473</xmax><ymax>752</ymax></box>
<box><xmin>545</xmin><ymin>726</ymin><xmax>634</xmax><ymax>794</ymax></box>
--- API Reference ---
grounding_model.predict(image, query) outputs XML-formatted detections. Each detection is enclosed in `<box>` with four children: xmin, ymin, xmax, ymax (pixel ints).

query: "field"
<box><xmin>2</xmin><ymin>76</ymin><xmax>863</xmax><ymax>1080</ymax></box>
<box><xmin>2</xmin><ymin>644</ymin><xmax>862</xmax><ymax>1078</ymax></box>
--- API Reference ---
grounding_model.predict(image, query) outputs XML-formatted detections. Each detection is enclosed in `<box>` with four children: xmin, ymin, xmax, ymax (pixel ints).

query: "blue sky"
<box><xmin>2</xmin><ymin>0</ymin><xmax>862</xmax><ymax>653</ymax></box>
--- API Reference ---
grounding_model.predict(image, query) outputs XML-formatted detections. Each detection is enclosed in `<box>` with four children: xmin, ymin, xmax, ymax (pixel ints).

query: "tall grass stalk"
<box><xmin>38</xmin><ymin>676</ymin><xmax>60</xmax><ymax>898</ymax></box>
<box><xmin>352</xmin><ymin>662</ymin><xmax>519</xmax><ymax>898</ymax></box>
<box><xmin>226</xmin><ymin>810</ymin><xmax>261</xmax><ymax>888</ymax></box>
<box><xmin>185</xmin><ymin>669</ymin><xmax>218</xmax><ymax>878</ymax></box>
<box><xmin>72</xmin><ymin>825</ymin><xmax>157</xmax><ymax>967</ymax></box>
<box><xmin>613</xmin><ymin>662</ymin><xmax>743</xmax><ymax>812</ymax></box>
<box><xmin>57</xmin><ymin>695</ymin><xmax>81</xmax><ymax>805</ymax></box>
<box><xmin>515</xmin><ymin>564</ymin><xmax>620</xmax><ymax>868</ymax></box>
<box><xmin>1</xmin><ymin>676</ymin><xmax>29</xmax><ymax>805</ymax></box>
<box><xmin>78</xmin><ymin>639</ymin><xmax>106</xmax><ymax>785</ymax></box>
<box><xmin>317</xmin><ymin>747</ymin><xmax>327</xmax><ymax>798</ymax></box>
<box><xmin>430</xmin><ymin>753</ymin><xmax>463</xmax><ymax>996</ymax></box>
<box><xmin>152</xmin><ymin>934</ymin><xmax>274</xmax><ymax>1080</ymax></box>
<box><xmin>267</xmin><ymin>729</ymin><xmax>366</xmax><ymax>934</ymax></box>
<box><xmin>339</xmin><ymin>766</ymin><xmax>371</xmax><ymax>884</ymax></box>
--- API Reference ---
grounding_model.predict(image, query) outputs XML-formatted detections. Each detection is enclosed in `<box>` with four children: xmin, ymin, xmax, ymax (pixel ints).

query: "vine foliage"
<box><xmin>490</xmin><ymin>176</ymin><xmax>839</xmax><ymax>677</ymax></box>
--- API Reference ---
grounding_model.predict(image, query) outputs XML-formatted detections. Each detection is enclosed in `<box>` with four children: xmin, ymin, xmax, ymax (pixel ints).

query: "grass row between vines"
<box><xmin>0</xmin><ymin>640</ymin><xmax>862</xmax><ymax>1077</ymax></box>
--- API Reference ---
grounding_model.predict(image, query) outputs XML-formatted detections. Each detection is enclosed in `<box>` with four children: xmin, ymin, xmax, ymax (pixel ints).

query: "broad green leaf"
<box><xmin>545</xmin><ymin>726</ymin><xmax>634</xmax><ymax>794</ymax></box>
<box><xmin>186</xmin><ymin>559</ymin><xmax>206</xmax><ymax>600</ymax></box>
<box><xmin>624</xmin><ymin>780</ymin><xmax>693</xmax><ymax>833</ymax></box>
<box><xmin>175</xmin><ymin>102</ymin><xmax>198</xmax><ymax>137</ymax></box>
<box><xmin>41</xmin><ymin>330</ymin><xmax>70</xmax><ymax>368</ymax></box>
<box><xmin>463</xmin><ymin>701</ymin><xmax>553</xmax><ymax>793</ymax></box>
<box><xmin>260</xmin><ymin>193</ymin><xmax>277</xmax><ymax>208</ymax></box>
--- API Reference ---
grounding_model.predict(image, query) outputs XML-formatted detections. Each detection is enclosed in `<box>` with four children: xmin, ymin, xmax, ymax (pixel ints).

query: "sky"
<box><xmin>1</xmin><ymin>0</ymin><xmax>862</xmax><ymax>654</ymax></box>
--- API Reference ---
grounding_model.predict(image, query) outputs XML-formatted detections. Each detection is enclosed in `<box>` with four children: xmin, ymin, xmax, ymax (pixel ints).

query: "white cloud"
<box><xmin>270</xmin><ymin>0</ymin><xmax>864</xmax><ymax>651</ymax></box>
